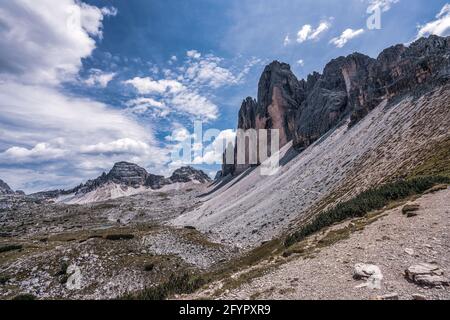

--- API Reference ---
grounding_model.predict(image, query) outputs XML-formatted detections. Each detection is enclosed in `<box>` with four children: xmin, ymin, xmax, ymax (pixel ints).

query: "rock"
<box><xmin>404</xmin><ymin>248</ymin><xmax>415</xmax><ymax>256</ymax></box>
<box><xmin>0</xmin><ymin>179</ymin><xmax>14</xmax><ymax>195</ymax></box>
<box><xmin>353</xmin><ymin>263</ymin><xmax>383</xmax><ymax>289</ymax></box>
<box><xmin>374</xmin><ymin>293</ymin><xmax>399</xmax><ymax>300</ymax></box>
<box><xmin>402</xmin><ymin>204</ymin><xmax>420</xmax><ymax>217</ymax></box>
<box><xmin>222</xmin><ymin>35</ymin><xmax>450</xmax><ymax>174</ymax></box>
<box><xmin>412</xmin><ymin>294</ymin><xmax>427</xmax><ymax>300</ymax></box>
<box><xmin>405</xmin><ymin>263</ymin><xmax>449</xmax><ymax>287</ymax></box>
<box><xmin>169</xmin><ymin>166</ymin><xmax>211</xmax><ymax>184</ymax></box>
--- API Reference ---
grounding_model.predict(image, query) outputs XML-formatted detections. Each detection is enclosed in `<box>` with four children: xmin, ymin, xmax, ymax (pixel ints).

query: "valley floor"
<box><xmin>188</xmin><ymin>188</ymin><xmax>450</xmax><ymax>300</ymax></box>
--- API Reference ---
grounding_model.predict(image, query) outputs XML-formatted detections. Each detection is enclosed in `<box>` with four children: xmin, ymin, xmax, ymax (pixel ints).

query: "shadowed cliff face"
<box><xmin>222</xmin><ymin>35</ymin><xmax>450</xmax><ymax>176</ymax></box>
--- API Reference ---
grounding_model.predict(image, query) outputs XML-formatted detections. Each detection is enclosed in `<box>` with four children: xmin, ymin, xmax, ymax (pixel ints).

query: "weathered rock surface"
<box><xmin>223</xmin><ymin>35</ymin><xmax>450</xmax><ymax>174</ymax></box>
<box><xmin>0</xmin><ymin>179</ymin><xmax>14</xmax><ymax>195</ymax></box>
<box><xmin>405</xmin><ymin>263</ymin><xmax>449</xmax><ymax>287</ymax></box>
<box><xmin>169</xmin><ymin>166</ymin><xmax>211</xmax><ymax>184</ymax></box>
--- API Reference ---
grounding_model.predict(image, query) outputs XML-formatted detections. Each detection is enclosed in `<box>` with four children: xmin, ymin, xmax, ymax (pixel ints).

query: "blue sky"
<box><xmin>0</xmin><ymin>0</ymin><xmax>449</xmax><ymax>192</ymax></box>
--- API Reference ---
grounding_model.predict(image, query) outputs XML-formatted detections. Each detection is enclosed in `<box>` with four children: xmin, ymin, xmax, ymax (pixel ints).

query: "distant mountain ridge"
<box><xmin>31</xmin><ymin>162</ymin><xmax>211</xmax><ymax>203</ymax></box>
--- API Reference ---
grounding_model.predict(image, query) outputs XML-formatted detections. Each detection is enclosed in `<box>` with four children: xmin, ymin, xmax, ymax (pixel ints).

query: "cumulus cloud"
<box><xmin>416</xmin><ymin>4</ymin><xmax>450</xmax><ymax>39</ymax></box>
<box><xmin>297</xmin><ymin>59</ymin><xmax>305</xmax><ymax>66</ymax></box>
<box><xmin>296</xmin><ymin>20</ymin><xmax>332</xmax><ymax>43</ymax></box>
<box><xmin>124</xmin><ymin>77</ymin><xmax>184</xmax><ymax>94</ymax></box>
<box><xmin>84</xmin><ymin>69</ymin><xmax>116</xmax><ymax>87</ymax></box>
<box><xmin>125</xmin><ymin>76</ymin><xmax>218</xmax><ymax>120</ymax></box>
<box><xmin>0</xmin><ymin>0</ymin><xmax>117</xmax><ymax>85</ymax></box>
<box><xmin>193</xmin><ymin>129</ymin><xmax>236</xmax><ymax>165</ymax></box>
<box><xmin>1</xmin><ymin>143</ymin><xmax>67</xmax><ymax>163</ymax></box>
<box><xmin>330</xmin><ymin>28</ymin><xmax>365</xmax><ymax>48</ymax></box>
<box><xmin>125</xmin><ymin>97</ymin><xmax>170</xmax><ymax>117</ymax></box>
<box><xmin>184</xmin><ymin>55</ymin><xmax>239</xmax><ymax>88</ymax></box>
<box><xmin>186</xmin><ymin>50</ymin><xmax>202</xmax><ymax>59</ymax></box>
<box><xmin>80</xmin><ymin>138</ymin><xmax>152</xmax><ymax>155</ymax></box>
<box><xmin>283</xmin><ymin>35</ymin><xmax>291</xmax><ymax>46</ymax></box>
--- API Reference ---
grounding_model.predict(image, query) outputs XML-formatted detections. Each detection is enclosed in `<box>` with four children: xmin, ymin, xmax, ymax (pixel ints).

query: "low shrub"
<box><xmin>0</xmin><ymin>244</ymin><xmax>23</xmax><ymax>253</ymax></box>
<box><xmin>122</xmin><ymin>272</ymin><xmax>205</xmax><ymax>300</ymax></box>
<box><xmin>104</xmin><ymin>234</ymin><xmax>134</xmax><ymax>241</ymax></box>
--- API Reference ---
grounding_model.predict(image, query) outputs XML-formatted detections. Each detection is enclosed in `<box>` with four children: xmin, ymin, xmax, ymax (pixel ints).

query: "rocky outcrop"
<box><xmin>223</xmin><ymin>35</ymin><xmax>450</xmax><ymax>174</ymax></box>
<box><xmin>169</xmin><ymin>166</ymin><xmax>211</xmax><ymax>184</ymax></box>
<box><xmin>223</xmin><ymin>62</ymin><xmax>306</xmax><ymax>175</ymax></box>
<box><xmin>0</xmin><ymin>179</ymin><xmax>14</xmax><ymax>195</ymax></box>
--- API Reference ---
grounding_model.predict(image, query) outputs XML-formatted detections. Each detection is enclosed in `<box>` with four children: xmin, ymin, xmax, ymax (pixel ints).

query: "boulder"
<box><xmin>354</xmin><ymin>263</ymin><xmax>383</xmax><ymax>289</ymax></box>
<box><xmin>405</xmin><ymin>263</ymin><xmax>449</xmax><ymax>287</ymax></box>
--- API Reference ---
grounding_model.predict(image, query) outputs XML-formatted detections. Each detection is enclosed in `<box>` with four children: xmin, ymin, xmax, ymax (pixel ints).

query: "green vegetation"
<box><xmin>104</xmin><ymin>234</ymin><xmax>134</xmax><ymax>241</ymax></box>
<box><xmin>122</xmin><ymin>272</ymin><xmax>205</xmax><ymax>300</ymax></box>
<box><xmin>285</xmin><ymin>175</ymin><xmax>450</xmax><ymax>247</ymax></box>
<box><xmin>0</xmin><ymin>244</ymin><xmax>23</xmax><ymax>253</ymax></box>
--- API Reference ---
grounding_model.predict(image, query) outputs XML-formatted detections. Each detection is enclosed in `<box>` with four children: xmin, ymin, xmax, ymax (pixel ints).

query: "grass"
<box><xmin>284</xmin><ymin>175</ymin><xmax>450</xmax><ymax>247</ymax></box>
<box><xmin>122</xmin><ymin>272</ymin><xmax>205</xmax><ymax>300</ymax></box>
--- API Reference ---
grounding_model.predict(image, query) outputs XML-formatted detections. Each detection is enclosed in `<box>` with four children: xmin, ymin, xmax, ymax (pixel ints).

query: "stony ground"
<box><xmin>187</xmin><ymin>188</ymin><xmax>450</xmax><ymax>300</ymax></box>
<box><xmin>0</xmin><ymin>186</ymin><xmax>236</xmax><ymax>300</ymax></box>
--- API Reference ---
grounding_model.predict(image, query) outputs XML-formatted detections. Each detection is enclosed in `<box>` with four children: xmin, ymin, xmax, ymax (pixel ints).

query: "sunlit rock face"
<box><xmin>222</xmin><ymin>35</ymin><xmax>450</xmax><ymax>177</ymax></box>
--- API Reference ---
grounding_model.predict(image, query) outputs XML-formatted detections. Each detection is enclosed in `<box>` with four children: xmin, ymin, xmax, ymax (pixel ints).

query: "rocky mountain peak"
<box><xmin>106</xmin><ymin>161</ymin><xmax>149</xmax><ymax>187</ymax></box>
<box><xmin>0</xmin><ymin>179</ymin><xmax>14</xmax><ymax>195</ymax></box>
<box><xmin>222</xmin><ymin>35</ymin><xmax>450</xmax><ymax>176</ymax></box>
<box><xmin>169</xmin><ymin>166</ymin><xmax>212</xmax><ymax>184</ymax></box>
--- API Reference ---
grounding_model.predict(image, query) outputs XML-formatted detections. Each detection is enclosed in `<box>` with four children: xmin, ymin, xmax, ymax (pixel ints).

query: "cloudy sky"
<box><xmin>0</xmin><ymin>0</ymin><xmax>449</xmax><ymax>192</ymax></box>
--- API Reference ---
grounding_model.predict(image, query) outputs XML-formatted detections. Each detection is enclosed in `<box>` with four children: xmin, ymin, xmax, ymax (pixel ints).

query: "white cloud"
<box><xmin>80</xmin><ymin>138</ymin><xmax>152</xmax><ymax>155</ymax></box>
<box><xmin>330</xmin><ymin>28</ymin><xmax>365</xmax><ymax>48</ymax></box>
<box><xmin>368</xmin><ymin>0</ymin><xmax>399</xmax><ymax>12</ymax></box>
<box><xmin>124</xmin><ymin>76</ymin><xmax>218</xmax><ymax>120</ymax></box>
<box><xmin>187</xmin><ymin>50</ymin><xmax>202</xmax><ymax>59</ymax></box>
<box><xmin>416</xmin><ymin>4</ymin><xmax>450</xmax><ymax>39</ymax></box>
<box><xmin>193</xmin><ymin>129</ymin><xmax>236</xmax><ymax>165</ymax></box>
<box><xmin>1</xmin><ymin>143</ymin><xmax>66</xmax><ymax>163</ymax></box>
<box><xmin>84</xmin><ymin>69</ymin><xmax>116</xmax><ymax>87</ymax></box>
<box><xmin>297</xmin><ymin>59</ymin><xmax>305</xmax><ymax>66</ymax></box>
<box><xmin>297</xmin><ymin>25</ymin><xmax>313</xmax><ymax>43</ymax></box>
<box><xmin>0</xmin><ymin>0</ymin><xmax>117</xmax><ymax>85</ymax></box>
<box><xmin>125</xmin><ymin>77</ymin><xmax>184</xmax><ymax>94</ymax></box>
<box><xmin>184</xmin><ymin>55</ymin><xmax>239</xmax><ymax>88</ymax></box>
<box><xmin>296</xmin><ymin>20</ymin><xmax>332</xmax><ymax>43</ymax></box>
<box><xmin>125</xmin><ymin>97</ymin><xmax>170</xmax><ymax>117</ymax></box>
<box><xmin>283</xmin><ymin>35</ymin><xmax>291</xmax><ymax>46</ymax></box>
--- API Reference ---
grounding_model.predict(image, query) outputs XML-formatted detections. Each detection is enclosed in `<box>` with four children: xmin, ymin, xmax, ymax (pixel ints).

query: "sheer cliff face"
<box><xmin>222</xmin><ymin>35</ymin><xmax>450</xmax><ymax>176</ymax></box>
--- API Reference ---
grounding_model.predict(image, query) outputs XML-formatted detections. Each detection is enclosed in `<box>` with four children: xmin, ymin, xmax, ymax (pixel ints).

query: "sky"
<box><xmin>0</xmin><ymin>0</ymin><xmax>449</xmax><ymax>193</ymax></box>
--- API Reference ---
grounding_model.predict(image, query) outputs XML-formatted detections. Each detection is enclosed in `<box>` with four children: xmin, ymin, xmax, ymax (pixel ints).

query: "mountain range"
<box><xmin>0</xmin><ymin>35</ymin><xmax>449</xmax><ymax>300</ymax></box>
<box><xmin>28</xmin><ymin>162</ymin><xmax>211</xmax><ymax>204</ymax></box>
